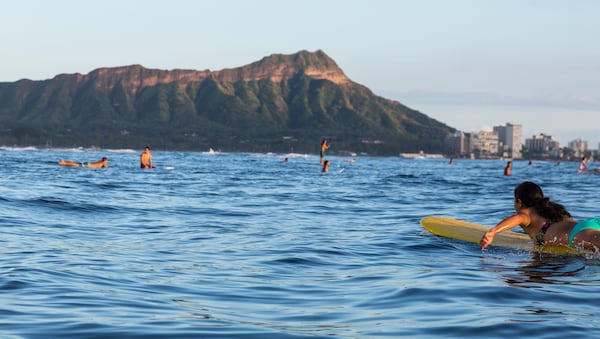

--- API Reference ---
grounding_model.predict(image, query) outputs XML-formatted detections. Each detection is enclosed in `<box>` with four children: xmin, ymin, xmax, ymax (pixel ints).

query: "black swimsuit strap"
<box><xmin>536</xmin><ymin>222</ymin><xmax>551</xmax><ymax>245</ymax></box>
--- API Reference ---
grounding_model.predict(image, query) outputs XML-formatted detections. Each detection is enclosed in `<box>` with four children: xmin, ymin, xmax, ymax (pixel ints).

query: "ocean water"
<box><xmin>0</xmin><ymin>148</ymin><xmax>598</xmax><ymax>338</ymax></box>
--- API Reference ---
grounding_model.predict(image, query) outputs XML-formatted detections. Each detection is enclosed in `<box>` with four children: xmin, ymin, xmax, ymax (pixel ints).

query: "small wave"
<box><xmin>0</xmin><ymin>146</ymin><xmax>39</xmax><ymax>151</ymax></box>
<box><xmin>47</xmin><ymin>147</ymin><xmax>86</xmax><ymax>152</ymax></box>
<box><xmin>85</xmin><ymin>182</ymin><xmax>126</xmax><ymax>190</ymax></box>
<box><xmin>284</xmin><ymin>153</ymin><xmax>311</xmax><ymax>158</ymax></box>
<box><xmin>106</xmin><ymin>148</ymin><xmax>138</xmax><ymax>153</ymax></box>
<box><xmin>269</xmin><ymin>256</ymin><xmax>330</xmax><ymax>266</ymax></box>
<box><xmin>0</xmin><ymin>279</ymin><xmax>30</xmax><ymax>291</ymax></box>
<box><xmin>25</xmin><ymin>197</ymin><xmax>121</xmax><ymax>213</ymax></box>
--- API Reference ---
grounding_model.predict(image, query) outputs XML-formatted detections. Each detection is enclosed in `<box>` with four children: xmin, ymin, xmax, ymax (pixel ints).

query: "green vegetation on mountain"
<box><xmin>0</xmin><ymin>50</ymin><xmax>454</xmax><ymax>155</ymax></box>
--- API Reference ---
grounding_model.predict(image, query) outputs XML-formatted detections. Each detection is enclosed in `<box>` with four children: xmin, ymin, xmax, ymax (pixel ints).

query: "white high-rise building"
<box><xmin>568</xmin><ymin>139</ymin><xmax>587</xmax><ymax>157</ymax></box>
<box><xmin>493</xmin><ymin>123</ymin><xmax>522</xmax><ymax>159</ymax></box>
<box><xmin>470</xmin><ymin>131</ymin><xmax>499</xmax><ymax>158</ymax></box>
<box><xmin>525</xmin><ymin>133</ymin><xmax>561</xmax><ymax>158</ymax></box>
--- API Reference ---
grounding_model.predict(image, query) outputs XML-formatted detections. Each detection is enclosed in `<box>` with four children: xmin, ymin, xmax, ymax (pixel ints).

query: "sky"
<box><xmin>1</xmin><ymin>0</ymin><xmax>599</xmax><ymax>147</ymax></box>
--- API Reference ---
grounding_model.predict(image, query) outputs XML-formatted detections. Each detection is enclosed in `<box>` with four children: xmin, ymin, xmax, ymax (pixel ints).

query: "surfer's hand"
<box><xmin>480</xmin><ymin>231</ymin><xmax>494</xmax><ymax>249</ymax></box>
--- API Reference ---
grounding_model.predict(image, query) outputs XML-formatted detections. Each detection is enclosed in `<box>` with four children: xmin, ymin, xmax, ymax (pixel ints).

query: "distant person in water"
<box><xmin>579</xmin><ymin>156</ymin><xmax>588</xmax><ymax>172</ymax></box>
<box><xmin>59</xmin><ymin>157</ymin><xmax>108</xmax><ymax>168</ymax></box>
<box><xmin>320</xmin><ymin>139</ymin><xmax>330</xmax><ymax>165</ymax></box>
<box><xmin>449</xmin><ymin>158</ymin><xmax>454</xmax><ymax>165</ymax></box>
<box><xmin>504</xmin><ymin>161</ymin><xmax>512</xmax><ymax>176</ymax></box>
<box><xmin>140</xmin><ymin>146</ymin><xmax>154</xmax><ymax>168</ymax></box>
<box><xmin>578</xmin><ymin>156</ymin><xmax>600</xmax><ymax>173</ymax></box>
<box><xmin>322</xmin><ymin>160</ymin><xmax>330</xmax><ymax>173</ymax></box>
<box><xmin>480</xmin><ymin>181</ymin><xmax>600</xmax><ymax>252</ymax></box>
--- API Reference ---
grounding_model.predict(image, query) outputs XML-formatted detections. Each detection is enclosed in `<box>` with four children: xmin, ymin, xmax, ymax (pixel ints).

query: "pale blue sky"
<box><xmin>2</xmin><ymin>0</ymin><xmax>599</xmax><ymax>146</ymax></box>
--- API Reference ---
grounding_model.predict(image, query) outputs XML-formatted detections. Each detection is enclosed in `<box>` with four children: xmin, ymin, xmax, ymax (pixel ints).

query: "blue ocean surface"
<box><xmin>0</xmin><ymin>148</ymin><xmax>598</xmax><ymax>338</ymax></box>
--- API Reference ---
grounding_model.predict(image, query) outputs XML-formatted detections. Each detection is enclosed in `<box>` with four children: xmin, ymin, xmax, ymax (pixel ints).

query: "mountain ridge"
<box><xmin>32</xmin><ymin>49</ymin><xmax>351</xmax><ymax>96</ymax></box>
<box><xmin>0</xmin><ymin>50</ymin><xmax>454</xmax><ymax>155</ymax></box>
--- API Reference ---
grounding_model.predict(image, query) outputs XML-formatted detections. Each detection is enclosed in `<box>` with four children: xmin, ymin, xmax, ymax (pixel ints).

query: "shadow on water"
<box><xmin>483</xmin><ymin>254</ymin><xmax>590</xmax><ymax>287</ymax></box>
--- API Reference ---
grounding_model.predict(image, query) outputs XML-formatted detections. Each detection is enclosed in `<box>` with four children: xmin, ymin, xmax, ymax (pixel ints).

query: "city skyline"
<box><xmin>456</xmin><ymin>121</ymin><xmax>597</xmax><ymax>150</ymax></box>
<box><xmin>449</xmin><ymin>121</ymin><xmax>597</xmax><ymax>160</ymax></box>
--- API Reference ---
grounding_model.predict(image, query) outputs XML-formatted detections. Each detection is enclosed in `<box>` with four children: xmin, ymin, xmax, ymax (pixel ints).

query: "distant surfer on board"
<box><xmin>140</xmin><ymin>146</ymin><xmax>155</xmax><ymax>168</ymax></box>
<box><xmin>320</xmin><ymin>139</ymin><xmax>330</xmax><ymax>165</ymax></box>
<box><xmin>59</xmin><ymin>157</ymin><xmax>108</xmax><ymax>168</ymax></box>
<box><xmin>480</xmin><ymin>181</ymin><xmax>600</xmax><ymax>252</ymax></box>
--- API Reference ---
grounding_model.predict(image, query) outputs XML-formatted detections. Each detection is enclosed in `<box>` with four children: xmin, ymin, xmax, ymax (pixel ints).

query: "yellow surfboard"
<box><xmin>421</xmin><ymin>216</ymin><xmax>580</xmax><ymax>255</ymax></box>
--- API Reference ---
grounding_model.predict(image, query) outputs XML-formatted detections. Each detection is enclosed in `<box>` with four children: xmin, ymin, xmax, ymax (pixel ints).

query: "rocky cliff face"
<box><xmin>214</xmin><ymin>50</ymin><xmax>351</xmax><ymax>85</ymax></box>
<box><xmin>80</xmin><ymin>66</ymin><xmax>211</xmax><ymax>95</ymax></box>
<box><xmin>63</xmin><ymin>50</ymin><xmax>350</xmax><ymax>96</ymax></box>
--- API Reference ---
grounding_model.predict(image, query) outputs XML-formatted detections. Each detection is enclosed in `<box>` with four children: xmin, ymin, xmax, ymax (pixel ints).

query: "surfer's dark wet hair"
<box><xmin>514</xmin><ymin>181</ymin><xmax>571</xmax><ymax>222</ymax></box>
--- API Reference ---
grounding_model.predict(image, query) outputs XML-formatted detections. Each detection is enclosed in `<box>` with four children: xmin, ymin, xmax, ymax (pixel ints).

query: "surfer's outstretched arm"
<box><xmin>480</xmin><ymin>214</ymin><xmax>529</xmax><ymax>249</ymax></box>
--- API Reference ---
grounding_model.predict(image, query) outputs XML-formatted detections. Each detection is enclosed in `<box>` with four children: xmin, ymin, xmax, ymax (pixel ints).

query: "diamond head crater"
<box><xmin>0</xmin><ymin>50</ymin><xmax>454</xmax><ymax>155</ymax></box>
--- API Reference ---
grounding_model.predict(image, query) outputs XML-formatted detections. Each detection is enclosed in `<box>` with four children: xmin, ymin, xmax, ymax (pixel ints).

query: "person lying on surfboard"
<box><xmin>59</xmin><ymin>157</ymin><xmax>108</xmax><ymax>168</ymax></box>
<box><xmin>140</xmin><ymin>146</ymin><xmax>155</xmax><ymax>168</ymax></box>
<box><xmin>480</xmin><ymin>181</ymin><xmax>600</xmax><ymax>252</ymax></box>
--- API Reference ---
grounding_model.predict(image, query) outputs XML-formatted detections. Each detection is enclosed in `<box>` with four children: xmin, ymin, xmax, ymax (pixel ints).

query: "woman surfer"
<box><xmin>480</xmin><ymin>181</ymin><xmax>600</xmax><ymax>252</ymax></box>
